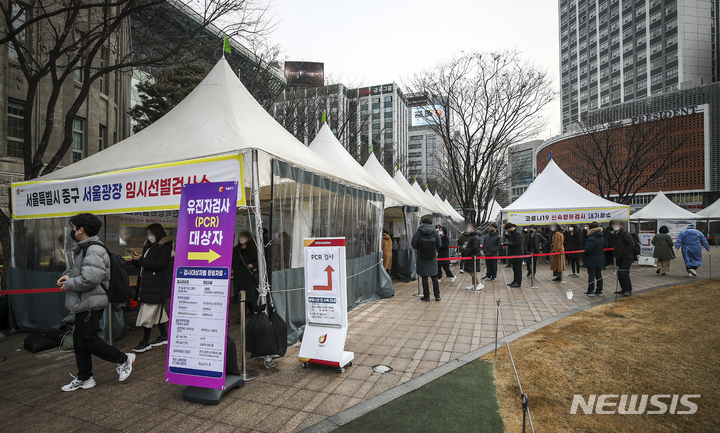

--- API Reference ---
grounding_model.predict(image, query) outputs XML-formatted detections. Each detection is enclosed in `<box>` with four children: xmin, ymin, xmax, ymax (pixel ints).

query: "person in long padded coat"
<box><xmin>548</xmin><ymin>223</ymin><xmax>565</xmax><ymax>281</ymax></box>
<box><xmin>130</xmin><ymin>223</ymin><xmax>173</xmax><ymax>353</ymax></box>
<box><xmin>411</xmin><ymin>218</ymin><xmax>442</xmax><ymax>301</ymax></box>
<box><xmin>233</xmin><ymin>231</ymin><xmax>259</xmax><ymax>321</ymax></box>
<box><xmin>652</xmin><ymin>225</ymin><xmax>674</xmax><ymax>275</ymax></box>
<box><xmin>382</xmin><ymin>229</ymin><xmax>393</xmax><ymax>275</ymax></box>
<box><xmin>582</xmin><ymin>223</ymin><xmax>605</xmax><ymax>296</ymax></box>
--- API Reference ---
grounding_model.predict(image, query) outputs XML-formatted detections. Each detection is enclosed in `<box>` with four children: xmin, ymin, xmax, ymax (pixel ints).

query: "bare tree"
<box><xmin>569</xmin><ymin>112</ymin><xmax>692</xmax><ymax>204</ymax></box>
<box><xmin>407</xmin><ymin>50</ymin><xmax>556</xmax><ymax>223</ymax></box>
<box><xmin>0</xmin><ymin>0</ymin><xmax>272</xmax><ymax>287</ymax></box>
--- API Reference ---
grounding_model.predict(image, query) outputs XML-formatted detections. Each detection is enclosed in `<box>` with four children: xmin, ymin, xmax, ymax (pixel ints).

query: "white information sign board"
<box><xmin>299</xmin><ymin>238</ymin><xmax>354</xmax><ymax>371</ymax></box>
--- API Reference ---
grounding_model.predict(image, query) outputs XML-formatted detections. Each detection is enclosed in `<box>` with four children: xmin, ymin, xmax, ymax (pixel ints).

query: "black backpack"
<box><xmin>82</xmin><ymin>241</ymin><xmax>130</xmax><ymax>304</ymax></box>
<box><xmin>419</xmin><ymin>232</ymin><xmax>437</xmax><ymax>260</ymax></box>
<box><xmin>630</xmin><ymin>233</ymin><xmax>641</xmax><ymax>256</ymax></box>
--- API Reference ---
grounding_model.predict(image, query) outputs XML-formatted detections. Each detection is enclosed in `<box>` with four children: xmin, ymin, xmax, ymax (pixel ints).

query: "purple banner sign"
<box><xmin>166</xmin><ymin>182</ymin><xmax>238</xmax><ymax>389</ymax></box>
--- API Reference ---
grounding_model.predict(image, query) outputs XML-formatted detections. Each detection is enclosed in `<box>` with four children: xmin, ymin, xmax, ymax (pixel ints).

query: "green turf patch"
<box><xmin>335</xmin><ymin>360</ymin><xmax>504</xmax><ymax>433</ymax></box>
<box><xmin>604</xmin><ymin>313</ymin><xmax>625</xmax><ymax>318</ymax></box>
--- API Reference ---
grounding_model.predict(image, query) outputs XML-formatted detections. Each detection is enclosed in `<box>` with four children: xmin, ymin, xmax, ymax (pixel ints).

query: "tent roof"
<box><xmin>444</xmin><ymin>198</ymin><xmax>465</xmax><ymax>221</ymax></box>
<box><xmin>697</xmin><ymin>198</ymin><xmax>720</xmax><ymax>218</ymax></box>
<box><xmin>362</xmin><ymin>153</ymin><xmax>418</xmax><ymax>209</ymax></box>
<box><xmin>415</xmin><ymin>183</ymin><xmax>448</xmax><ymax>216</ymax></box>
<box><xmin>37</xmin><ymin>58</ymin><xmax>362</xmax><ymax>188</ymax></box>
<box><xmin>482</xmin><ymin>199</ymin><xmax>503</xmax><ymax>221</ymax></box>
<box><xmin>393</xmin><ymin>171</ymin><xmax>437</xmax><ymax>216</ymax></box>
<box><xmin>434</xmin><ymin>192</ymin><xmax>463</xmax><ymax>221</ymax></box>
<box><xmin>630</xmin><ymin>191</ymin><xmax>701</xmax><ymax>220</ymax></box>
<box><xmin>308</xmin><ymin>124</ymin><xmax>405</xmax><ymax>207</ymax></box>
<box><xmin>503</xmin><ymin>159</ymin><xmax>624</xmax><ymax>212</ymax></box>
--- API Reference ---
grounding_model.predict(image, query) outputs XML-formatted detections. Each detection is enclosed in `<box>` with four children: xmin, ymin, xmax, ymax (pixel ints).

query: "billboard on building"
<box><xmin>411</xmin><ymin>105</ymin><xmax>444</xmax><ymax>126</ymax></box>
<box><xmin>284</xmin><ymin>61</ymin><xmax>324</xmax><ymax>88</ymax></box>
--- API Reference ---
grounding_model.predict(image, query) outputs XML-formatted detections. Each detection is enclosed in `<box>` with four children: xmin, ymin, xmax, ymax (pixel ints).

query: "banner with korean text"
<box><xmin>10</xmin><ymin>155</ymin><xmax>245</xmax><ymax>219</ymax></box>
<box><xmin>507</xmin><ymin>207</ymin><xmax>629</xmax><ymax>225</ymax></box>
<box><xmin>166</xmin><ymin>182</ymin><xmax>238</xmax><ymax>389</ymax></box>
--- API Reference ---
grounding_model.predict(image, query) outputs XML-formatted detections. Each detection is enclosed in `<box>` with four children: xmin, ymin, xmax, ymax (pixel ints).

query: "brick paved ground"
<box><xmin>0</xmin><ymin>251</ymin><xmax>716</xmax><ymax>432</ymax></box>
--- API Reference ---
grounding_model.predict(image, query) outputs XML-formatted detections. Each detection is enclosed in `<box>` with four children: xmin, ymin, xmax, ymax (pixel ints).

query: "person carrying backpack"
<box><xmin>411</xmin><ymin>218</ymin><xmax>442</xmax><ymax>302</ymax></box>
<box><xmin>130</xmin><ymin>223</ymin><xmax>173</xmax><ymax>353</ymax></box>
<box><xmin>612</xmin><ymin>220</ymin><xmax>635</xmax><ymax>296</ymax></box>
<box><xmin>56</xmin><ymin>213</ymin><xmax>135</xmax><ymax>392</ymax></box>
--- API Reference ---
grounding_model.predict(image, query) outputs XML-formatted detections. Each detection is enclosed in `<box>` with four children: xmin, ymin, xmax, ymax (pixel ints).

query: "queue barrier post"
<box><xmin>240</xmin><ymin>290</ymin><xmax>259</xmax><ymax>381</ymax></box>
<box><xmin>529</xmin><ymin>254</ymin><xmax>538</xmax><ymax>289</ymax></box>
<box><xmin>494</xmin><ymin>299</ymin><xmax>500</xmax><ymax>356</ymax></box>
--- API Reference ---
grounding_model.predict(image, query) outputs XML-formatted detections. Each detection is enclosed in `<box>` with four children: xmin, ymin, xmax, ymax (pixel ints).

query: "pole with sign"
<box><xmin>299</xmin><ymin>238</ymin><xmax>354</xmax><ymax>373</ymax></box>
<box><xmin>166</xmin><ymin>182</ymin><xmax>242</xmax><ymax>404</ymax></box>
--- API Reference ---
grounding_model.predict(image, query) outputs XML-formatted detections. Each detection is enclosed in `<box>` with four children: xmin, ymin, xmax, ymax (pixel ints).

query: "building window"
<box><xmin>409</xmin><ymin>152</ymin><xmax>422</xmax><ymax>158</ymax></box>
<box><xmin>650</xmin><ymin>27</ymin><xmax>662</xmax><ymax>39</ymax></box>
<box><xmin>7</xmin><ymin>100</ymin><xmax>24</xmax><ymax>158</ymax></box>
<box><xmin>99</xmin><ymin>48</ymin><xmax>109</xmax><ymax>95</ymax></box>
<box><xmin>624</xmin><ymin>70</ymin><xmax>633</xmax><ymax>82</ymax></box>
<box><xmin>622</xmin><ymin>14</ymin><xmax>632</xmax><ymax>24</ymax></box>
<box><xmin>99</xmin><ymin>124</ymin><xmax>107</xmax><ymax>151</ymax></box>
<box><xmin>8</xmin><ymin>4</ymin><xmax>25</xmax><ymax>60</ymax></box>
<box><xmin>666</xmin><ymin>67</ymin><xmax>678</xmax><ymax>79</ymax></box>
<box><xmin>611</xmin><ymin>77</ymin><xmax>620</xmax><ymax>87</ymax></box>
<box><xmin>666</xmin><ymin>50</ymin><xmax>678</xmax><ymax>63</ymax></box>
<box><xmin>636</xmin><ymin>5</ymin><xmax>645</xmax><ymax>16</ymax></box>
<box><xmin>409</xmin><ymin>143</ymin><xmax>422</xmax><ymax>149</ymax></box>
<box><xmin>637</xmin><ymin>49</ymin><xmax>647</xmax><ymax>60</ymax></box>
<box><xmin>666</xmin><ymin>84</ymin><xmax>678</xmax><ymax>92</ymax></box>
<box><xmin>624</xmin><ymin>56</ymin><xmax>633</xmax><ymax>67</ymax></box>
<box><xmin>623</xmin><ymin>27</ymin><xmax>633</xmax><ymax>39</ymax></box>
<box><xmin>665</xmin><ymin>35</ymin><xmax>677</xmax><ymax>48</ymax></box>
<box><xmin>651</xmin><ymin>73</ymin><xmax>663</xmax><ymax>85</ymax></box>
<box><xmin>665</xmin><ymin>2</ymin><xmax>676</xmax><ymax>14</ymax></box>
<box><xmin>666</xmin><ymin>18</ymin><xmax>677</xmax><ymax>31</ymax></box>
<box><xmin>623</xmin><ymin>42</ymin><xmax>633</xmax><ymax>53</ymax></box>
<box><xmin>637</xmin><ymin>80</ymin><xmax>647</xmax><ymax>91</ymax></box>
<box><xmin>624</xmin><ymin>84</ymin><xmax>634</xmax><ymax>95</ymax></box>
<box><xmin>611</xmin><ymin>63</ymin><xmax>620</xmax><ymax>73</ymax></box>
<box><xmin>650</xmin><ymin>42</ymin><xmax>662</xmax><ymax>55</ymax></box>
<box><xmin>636</xmin><ymin>64</ymin><xmax>647</xmax><ymax>76</ymax></box>
<box><xmin>636</xmin><ymin>20</ymin><xmax>646</xmax><ymax>31</ymax></box>
<box><xmin>410</xmin><ymin>135</ymin><xmax>423</xmax><ymax>141</ymax></box>
<box><xmin>72</xmin><ymin>118</ymin><xmax>85</xmax><ymax>162</ymax></box>
<box><xmin>611</xmin><ymin>90</ymin><xmax>620</xmax><ymax>101</ymax></box>
<box><xmin>650</xmin><ymin>11</ymin><xmax>661</xmax><ymax>23</ymax></box>
<box><xmin>74</xmin><ymin>57</ymin><xmax>84</xmax><ymax>83</ymax></box>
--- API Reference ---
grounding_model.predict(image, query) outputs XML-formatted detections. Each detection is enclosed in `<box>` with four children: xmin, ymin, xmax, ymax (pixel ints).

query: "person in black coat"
<box><xmin>502</xmin><ymin>223</ymin><xmax>523</xmax><ymax>287</ymax></box>
<box><xmin>436</xmin><ymin>227</ymin><xmax>455</xmax><ymax>282</ymax></box>
<box><xmin>130</xmin><ymin>223</ymin><xmax>173</xmax><ymax>353</ymax></box>
<box><xmin>233</xmin><ymin>231</ymin><xmax>259</xmax><ymax>321</ymax></box>
<box><xmin>462</xmin><ymin>223</ymin><xmax>483</xmax><ymax>290</ymax></box>
<box><xmin>523</xmin><ymin>226</ymin><xmax>546</xmax><ymax>278</ymax></box>
<box><xmin>566</xmin><ymin>225</ymin><xmax>583</xmax><ymax>277</ymax></box>
<box><xmin>604</xmin><ymin>225</ymin><xmax>615</xmax><ymax>269</ymax></box>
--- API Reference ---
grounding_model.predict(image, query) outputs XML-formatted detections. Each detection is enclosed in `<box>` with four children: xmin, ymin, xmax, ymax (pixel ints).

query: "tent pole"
<box><xmin>251</xmin><ymin>149</ymin><xmax>268</xmax><ymax>296</ymax></box>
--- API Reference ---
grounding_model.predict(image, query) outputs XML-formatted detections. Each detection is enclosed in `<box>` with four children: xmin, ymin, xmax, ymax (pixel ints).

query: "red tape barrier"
<box><xmin>0</xmin><ymin>287</ymin><xmax>64</xmax><ymax>295</ymax></box>
<box><xmin>437</xmin><ymin>248</ymin><xmax>615</xmax><ymax>261</ymax></box>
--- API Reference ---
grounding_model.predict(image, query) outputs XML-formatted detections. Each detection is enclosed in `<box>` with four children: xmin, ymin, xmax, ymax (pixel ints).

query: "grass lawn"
<box><xmin>483</xmin><ymin>279</ymin><xmax>720</xmax><ymax>432</ymax></box>
<box><xmin>335</xmin><ymin>359</ymin><xmax>504</xmax><ymax>433</ymax></box>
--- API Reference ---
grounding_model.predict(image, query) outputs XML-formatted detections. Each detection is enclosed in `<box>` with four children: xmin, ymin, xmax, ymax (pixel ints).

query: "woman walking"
<box><xmin>233</xmin><ymin>231</ymin><xmax>259</xmax><ymax>322</ymax></box>
<box><xmin>130</xmin><ymin>224</ymin><xmax>173</xmax><ymax>353</ymax></box>
<box><xmin>582</xmin><ymin>223</ymin><xmax>604</xmax><ymax>296</ymax></box>
<box><xmin>652</xmin><ymin>226</ymin><xmax>674</xmax><ymax>275</ymax></box>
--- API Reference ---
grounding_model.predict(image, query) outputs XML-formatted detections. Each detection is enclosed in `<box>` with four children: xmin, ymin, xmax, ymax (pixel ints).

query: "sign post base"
<box><xmin>181</xmin><ymin>375</ymin><xmax>244</xmax><ymax>405</ymax></box>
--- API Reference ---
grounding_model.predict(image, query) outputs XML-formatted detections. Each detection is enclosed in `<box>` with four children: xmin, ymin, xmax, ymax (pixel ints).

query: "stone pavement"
<box><xmin>0</xmin><ymin>251</ymin><xmax>716</xmax><ymax>433</ymax></box>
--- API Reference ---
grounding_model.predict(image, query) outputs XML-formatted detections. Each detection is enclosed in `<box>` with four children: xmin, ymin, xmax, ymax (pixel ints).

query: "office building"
<box><xmin>507</xmin><ymin>140</ymin><xmax>544</xmax><ymax>203</ymax></box>
<box><xmin>406</xmin><ymin>93</ymin><xmax>446</xmax><ymax>185</ymax></box>
<box><xmin>559</xmin><ymin>0</ymin><xmax>719</xmax><ymax>132</ymax></box>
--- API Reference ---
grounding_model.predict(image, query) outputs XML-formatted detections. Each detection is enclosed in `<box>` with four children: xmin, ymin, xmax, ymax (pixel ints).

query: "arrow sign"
<box><xmin>187</xmin><ymin>249</ymin><xmax>221</xmax><ymax>263</ymax></box>
<box><xmin>313</xmin><ymin>265</ymin><xmax>334</xmax><ymax>291</ymax></box>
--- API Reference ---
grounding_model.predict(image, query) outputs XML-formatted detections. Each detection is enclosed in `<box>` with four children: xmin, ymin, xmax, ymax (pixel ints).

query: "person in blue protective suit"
<box><xmin>675</xmin><ymin>223</ymin><xmax>711</xmax><ymax>277</ymax></box>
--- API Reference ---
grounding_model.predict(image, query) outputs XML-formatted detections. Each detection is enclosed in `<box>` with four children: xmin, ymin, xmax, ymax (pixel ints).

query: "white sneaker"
<box><xmin>459</xmin><ymin>269</ymin><xmax>465</xmax><ymax>274</ymax></box>
<box><xmin>449</xmin><ymin>277</ymin><xmax>456</xmax><ymax>283</ymax></box>
<box><xmin>466</xmin><ymin>285</ymin><xmax>476</xmax><ymax>291</ymax></box>
<box><xmin>117</xmin><ymin>353</ymin><xmax>135</xmax><ymax>382</ymax></box>
<box><xmin>687</xmin><ymin>272</ymin><xmax>693</xmax><ymax>277</ymax></box>
<box><xmin>690</xmin><ymin>269</ymin><xmax>698</xmax><ymax>277</ymax></box>
<box><xmin>437</xmin><ymin>279</ymin><xmax>442</xmax><ymax>283</ymax></box>
<box><xmin>61</xmin><ymin>375</ymin><xmax>96</xmax><ymax>392</ymax></box>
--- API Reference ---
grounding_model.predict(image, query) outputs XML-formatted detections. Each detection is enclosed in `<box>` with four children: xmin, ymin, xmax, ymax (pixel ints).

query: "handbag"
<box><xmin>246</xmin><ymin>293</ymin><xmax>288</xmax><ymax>359</ymax></box>
<box><xmin>239</xmin><ymin>253</ymin><xmax>260</xmax><ymax>287</ymax></box>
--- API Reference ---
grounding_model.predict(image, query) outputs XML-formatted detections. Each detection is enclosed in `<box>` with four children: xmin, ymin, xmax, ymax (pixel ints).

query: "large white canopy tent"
<box><xmin>630</xmin><ymin>191</ymin><xmax>701</xmax><ymax>240</ymax></box>
<box><xmin>8</xmin><ymin>57</ymin><xmax>394</xmax><ymax>338</ymax></box>
<box><xmin>502</xmin><ymin>159</ymin><xmax>630</xmax><ymax>225</ymax></box>
<box><xmin>479</xmin><ymin>199</ymin><xmax>503</xmax><ymax>224</ymax></box>
<box><xmin>696</xmin><ymin>198</ymin><xmax>720</xmax><ymax>244</ymax></box>
<box><xmin>696</xmin><ymin>198</ymin><xmax>720</xmax><ymax>219</ymax></box>
<box><xmin>443</xmin><ymin>198</ymin><xmax>465</xmax><ymax>221</ymax></box>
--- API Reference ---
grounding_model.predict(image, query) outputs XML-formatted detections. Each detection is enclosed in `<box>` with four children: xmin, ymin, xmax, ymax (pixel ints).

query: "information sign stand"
<box><xmin>299</xmin><ymin>238</ymin><xmax>354</xmax><ymax>373</ymax></box>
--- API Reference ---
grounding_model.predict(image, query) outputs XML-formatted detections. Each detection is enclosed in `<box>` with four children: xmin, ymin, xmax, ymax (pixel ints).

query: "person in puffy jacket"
<box><xmin>130</xmin><ymin>223</ymin><xmax>173</xmax><ymax>353</ymax></box>
<box><xmin>382</xmin><ymin>230</ymin><xmax>393</xmax><ymax>275</ymax></box>
<box><xmin>462</xmin><ymin>222</ymin><xmax>483</xmax><ymax>291</ymax></box>
<box><xmin>57</xmin><ymin>213</ymin><xmax>135</xmax><ymax>392</ymax></box>
<box><xmin>652</xmin><ymin>225</ymin><xmax>674</xmax><ymax>275</ymax></box>
<box><xmin>582</xmin><ymin>223</ymin><xmax>605</xmax><ymax>296</ymax></box>
<box><xmin>412</xmin><ymin>218</ymin><xmax>442</xmax><ymax>301</ymax></box>
<box><xmin>566</xmin><ymin>225</ymin><xmax>583</xmax><ymax>277</ymax></box>
<box><xmin>481</xmin><ymin>223</ymin><xmax>501</xmax><ymax>282</ymax></box>
<box><xmin>436</xmin><ymin>227</ymin><xmax>455</xmax><ymax>283</ymax></box>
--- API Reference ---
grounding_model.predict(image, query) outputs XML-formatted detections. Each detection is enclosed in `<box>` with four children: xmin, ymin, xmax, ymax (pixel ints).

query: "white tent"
<box><xmin>630</xmin><ymin>191</ymin><xmax>701</xmax><ymax>221</ymax></box>
<box><xmin>362</xmin><ymin>153</ymin><xmax>418</xmax><ymax>210</ymax></box>
<box><xmin>697</xmin><ymin>198</ymin><xmax>720</xmax><ymax>218</ymax></box>
<box><xmin>414</xmin><ymin>182</ymin><xmax>448</xmax><ymax>216</ymax></box>
<box><xmin>502</xmin><ymin>159</ymin><xmax>629</xmax><ymax>224</ymax></box>
<box><xmin>444</xmin><ymin>198</ymin><xmax>465</xmax><ymax>221</ymax></box>
<box><xmin>480</xmin><ymin>199</ymin><xmax>503</xmax><ymax>222</ymax></box>
<box><xmin>434</xmin><ymin>193</ymin><xmax>463</xmax><ymax>222</ymax></box>
<box><xmin>392</xmin><ymin>171</ymin><xmax>437</xmax><ymax>217</ymax></box>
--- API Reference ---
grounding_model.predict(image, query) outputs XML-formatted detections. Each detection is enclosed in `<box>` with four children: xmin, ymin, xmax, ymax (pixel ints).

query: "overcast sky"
<box><xmin>267</xmin><ymin>0</ymin><xmax>563</xmax><ymax>138</ymax></box>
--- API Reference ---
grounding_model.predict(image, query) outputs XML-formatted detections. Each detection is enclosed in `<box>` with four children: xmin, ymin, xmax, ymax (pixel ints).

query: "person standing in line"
<box><xmin>382</xmin><ymin>229</ymin><xmax>393</xmax><ymax>275</ymax></box>
<box><xmin>463</xmin><ymin>222</ymin><xmax>484</xmax><ymax>290</ymax></box>
<box><xmin>412</xmin><ymin>218</ymin><xmax>442</xmax><ymax>301</ymax></box>
<box><xmin>436</xmin><ymin>227</ymin><xmax>456</xmax><ymax>283</ymax></box>
<box><xmin>503</xmin><ymin>223</ymin><xmax>523</xmax><ymax>288</ymax></box>
<box><xmin>523</xmin><ymin>226</ymin><xmax>546</xmax><ymax>279</ymax></box>
<box><xmin>130</xmin><ymin>223</ymin><xmax>173</xmax><ymax>353</ymax></box>
<box><xmin>503</xmin><ymin>228</ymin><xmax>512</xmax><ymax>268</ymax></box>
<box><xmin>675</xmin><ymin>223</ymin><xmax>711</xmax><ymax>277</ymax></box>
<box><xmin>566</xmin><ymin>225</ymin><xmax>583</xmax><ymax>277</ymax></box>
<box><xmin>543</xmin><ymin>227</ymin><xmax>552</xmax><ymax>264</ymax></box>
<box><xmin>549</xmin><ymin>224</ymin><xmax>565</xmax><ymax>282</ymax></box>
<box><xmin>481</xmin><ymin>223</ymin><xmax>501</xmax><ymax>282</ymax></box>
<box><xmin>652</xmin><ymin>226</ymin><xmax>674</xmax><ymax>276</ymax></box>
<box><xmin>583</xmin><ymin>223</ymin><xmax>605</xmax><ymax>296</ymax></box>
<box><xmin>457</xmin><ymin>229</ymin><xmax>471</xmax><ymax>274</ymax></box>
<box><xmin>233</xmin><ymin>231</ymin><xmax>259</xmax><ymax>322</ymax></box>
<box><xmin>57</xmin><ymin>213</ymin><xmax>135</xmax><ymax>392</ymax></box>
<box><xmin>604</xmin><ymin>225</ymin><xmax>615</xmax><ymax>270</ymax></box>
<box><xmin>612</xmin><ymin>220</ymin><xmax>635</xmax><ymax>296</ymax></box>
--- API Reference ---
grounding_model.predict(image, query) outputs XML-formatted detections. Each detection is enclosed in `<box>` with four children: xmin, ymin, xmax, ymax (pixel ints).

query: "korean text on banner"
<box><xmin>166</xmin><ymin>182</ymin><xmax>238</xmax><ymax>390</ymax></box>
<box><xmin>507</xmin><ymin>207</ymin><xmax>629</xmax><ymax>225</ymax></box>
<box><xmin>11</xmin><ymin>155</ymin><xmax>244</xmax><ymax>219</ymax></box>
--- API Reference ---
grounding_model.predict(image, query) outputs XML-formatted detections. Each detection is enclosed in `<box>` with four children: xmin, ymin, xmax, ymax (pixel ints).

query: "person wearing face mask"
<box><xmin>502</xmin><ymin>223</ymin><xmax>523</xmax><ymax>287</ymax></box>
<box><xmin>436</xmin><ymin>227</ymin><xmax>456</xmax><ymax>283</ymax></box>
<box><xmin>566</xmin><ymin>225</ymin><xmax>582</xmax><ymax>277</ymax></box>
<box><xmin>462</xmin><ymin>222</ymin><xmax>484</xmax><ymax>290</ymax></box>
<box><xmin>130</xmin><ymin>223</ymin><xmax>173</xmax><ymax>353</ymax></box>
<box><xmin>548</xmin><ymin>223</ymin><xmax>565</xmax><ymax>281</ymax></box>
<box><xmin>523</xmin><ymin>226</ymin><xmax>546</xmax><ymax>278</ymax></box>
<box><xmin>604</xmin><ymin>225</ymin><xmax>615</xmax><ymax>269</ymax></box>
<box><xmin>480</xmin><ymin>223</ymin><xmax>501</xmax><ymax>283</ymax></box>
<box><xmin>233</xmin><ymin>231</ymin><xmax>259</xmax><ymax>320</ymax></box>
